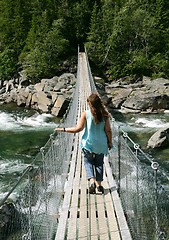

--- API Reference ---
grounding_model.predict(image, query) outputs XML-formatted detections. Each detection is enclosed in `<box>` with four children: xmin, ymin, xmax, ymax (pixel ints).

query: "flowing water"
<box><xmin>112</xmin><ymin>110</ymin><xmax>169</xmax><ymax>173</ymax></box>
<box><xmin>0</xmin><ymin>104</ymin><xmax>169</xmax><ymax>202</ymax></box>
<box><xmin>0</xmin><ymin>104</ymin><xmax>59</xmax><ymax>201</ymax></box>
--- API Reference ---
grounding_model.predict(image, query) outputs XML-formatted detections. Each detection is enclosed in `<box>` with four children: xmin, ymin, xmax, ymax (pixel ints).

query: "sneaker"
<box><xmin>89</xmin><ymin>182</ymin><xmax>96</xmax><ymax>194</ymax></box>
<box><xmin>97</xmin><ymin>186</ymin><xmax>104</xmax><ymax>194</ymax></box>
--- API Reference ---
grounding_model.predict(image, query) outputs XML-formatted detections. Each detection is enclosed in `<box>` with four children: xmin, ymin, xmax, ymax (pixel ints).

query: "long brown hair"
<box><xmin>87</xmin><ymin>92</ymin><xmax>110</xmax><ymax>124</ymax></box>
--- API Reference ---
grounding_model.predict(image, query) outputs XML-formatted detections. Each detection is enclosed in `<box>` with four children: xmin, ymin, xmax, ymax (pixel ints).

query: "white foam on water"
<box><xmin>0</xmin><ymin>111</ymin><xmax>57</xmax><ymax>131</ymax></box>
<box><xmin>21</xmin><ymin>113</ymin><xmax>56</xmax><ymax>128</ymax></box>
<box><xmin>0</xmin><ymin>111</ymin><xmax>20</xmax><ymax>130</ymax></box>
<box><xmin>0</xmin><ymin>191</ymin><xmax>18</xmax><ymax>200</ymax></box>
<box><xmin>114</xmin><ymin>114</ymin><xmax>169</xmax><ymax>133</ymax></box>
<box><xmin>0</xmin><ymin>159</ymin><xmax>29</xmax><ymax>174</ymax></box>
<box><xmin>135</xmin><ymin>118</ymin><xmax>169</xmax><ymax>128</ymax></box>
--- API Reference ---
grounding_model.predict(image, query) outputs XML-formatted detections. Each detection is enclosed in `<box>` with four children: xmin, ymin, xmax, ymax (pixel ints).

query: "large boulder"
<box><xmin>0</xmin><ymin>73</ymin><xmax>76</xmax><ymax>117</ymax></box>
<box><xmin>106</xmin><ymin>77</ymin><xmax>169</xmax><ymax>112</ymax></box>
<box><xmin>16</xmin><ymin>88</ymin><xmax>30</xmax><ymax>106</ymax></box>
<box><xmin>58</xmin><ymin>73</ymin><xmax>76</xmax><ymax>85</ymax></box>
<box><xmin>36</xmin><ymin>91</ymin><xmax>52</xmax><ymax>112</ymax></box>
<box><xmin>122</xmin><ymin>93</ymin><xmax>169</xmax><ymax>112</ymax></box>
<box><xmin>106</xmin><ymin>87</ymin><xmax>133</xmax><ymax>109</ymax></box>
<box><xmin>51</xmin><ymin>95</ymin><xmax>69</xmax><ymax>117</ymax></box>
<box><xmin>147</xmin><ymin>127</ymin><xmax>169</xmax><ymax>149</ymax></box>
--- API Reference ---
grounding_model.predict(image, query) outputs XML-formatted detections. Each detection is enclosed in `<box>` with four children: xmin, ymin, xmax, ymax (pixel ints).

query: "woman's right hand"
<box><xmin>55</xmin><ymin>128</ymin><xmax>65</xmax><ymax>132</ymax></box>
<box><xmin>108</xmin><ymin>142</ymin><xmax>113</xmax><ymax>150</ymax></box>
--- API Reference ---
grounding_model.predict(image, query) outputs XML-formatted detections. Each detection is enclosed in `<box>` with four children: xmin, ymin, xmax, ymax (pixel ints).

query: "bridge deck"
<box><xmin>55</xmin><ymin>53</ymin><xmax>132</xmax><ymax>240</ymax></box>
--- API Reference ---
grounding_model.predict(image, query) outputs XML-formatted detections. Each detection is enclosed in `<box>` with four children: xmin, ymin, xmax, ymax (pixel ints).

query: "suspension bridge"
<box><xmin>0</xmin><ymin>48</ymin><xmax>169</xmax><ymax>240</ymax></box>
<box><xmin>54</xmin><ymin>50</ymin><xmax>132</xmax><ymax>240</ymax></box>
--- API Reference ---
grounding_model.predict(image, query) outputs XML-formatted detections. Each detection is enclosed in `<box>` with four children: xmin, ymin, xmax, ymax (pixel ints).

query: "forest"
<box><xmin>0</xmin><ymin>0</ymin><xmax>169</xmax><ymax>82</ymax></box>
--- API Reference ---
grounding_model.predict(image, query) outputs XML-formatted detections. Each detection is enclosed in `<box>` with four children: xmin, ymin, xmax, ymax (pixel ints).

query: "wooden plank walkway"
<box><xmin>54</xmin><ymin>52</ymin><xmax>132</xmax><ymax>240</ymax></box>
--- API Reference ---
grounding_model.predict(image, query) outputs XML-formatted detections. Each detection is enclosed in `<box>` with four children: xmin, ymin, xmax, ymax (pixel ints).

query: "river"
<box><xmin>112</xmin><ymin>110</ymin><xmax>169</xmax><ymax>173</ymax></box>
<box><xmin>0</xmin><ymin>104</ymin><xmax>169</xmax><ymax>202</ymax></box>
<box><xmin>0</xmin><ymin>104</ymin><xmax>59</xmax><ymax>201</ymax></box>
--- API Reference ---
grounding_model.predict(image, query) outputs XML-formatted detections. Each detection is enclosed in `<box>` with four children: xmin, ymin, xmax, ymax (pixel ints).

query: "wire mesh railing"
<box><xmin>109</xmin><ymin>119</ymin><xmax>169</xmax><ymax>240</ymax></box>
<box><xmin>0</xmin><ymin>136</ymin><xmax>65</xmax><ymax>240</ymax></box>
<box><xmin>85</xmin><ymin>46</ymin><xmax>97</xmax><ymax>94</ymax></box>
<box><xmin>0</xmin><ymin>47</ymin><xmax>81</xmax><ymax>240</ymax></box>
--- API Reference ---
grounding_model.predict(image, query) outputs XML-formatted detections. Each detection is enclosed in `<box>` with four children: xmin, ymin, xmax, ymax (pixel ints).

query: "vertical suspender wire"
<box><xmin>135</xmin><ymin>143</ymin><xmax>140</xmax><ymax>237</ymax></box>
<box><xmin>41</xmin><ymin>147</ymin><xmax>49</xmax><ymax>240</ymax></box>
<box><xmin>151</xmin><ymin>162</ymin><xmax>160</xmax><ymax>239</ymax></box>
<box><xmin>27</xmin><ymin>169</ymin><xmax>33</xmax><ymax>240</ymax></box>
<box><xmin>117</xmin><ymin>126</ymin><xmax>121</xmax><ymax>195</ymax></box>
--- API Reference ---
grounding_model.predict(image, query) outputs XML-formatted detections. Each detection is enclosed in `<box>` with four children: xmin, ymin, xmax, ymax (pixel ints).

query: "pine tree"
<box><xmin>86</xmin><ymin>3</ymin><xmax>103</xmax><ymax>63</ymax></box>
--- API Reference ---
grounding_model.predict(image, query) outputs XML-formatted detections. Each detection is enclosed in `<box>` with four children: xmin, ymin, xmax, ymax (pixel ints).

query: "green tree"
<box><xmin>0</xmin><ymin>0</ymin><xmax>31</xmax><ymax>51</ymax></box>
<box><xmin>0</xmin><ymin>0</ymin><xmax>15</xmax><ymax>47</ymax></box>
<box><xmin>73</xmin><ymin>0</ymin><xmax>96</xmax><ymax>45</ymax></box>
<box><xmin>0</xmin><ymin>0</ymin><xmax>32</xmax><ymax>79</ymax></box>
<box><xmin>1</xmin><ymin>0</ymin><xmax>169</xmax><ymax>80</ymax></box>
<box><xmin>86</xmin><ymin>3</ymin><xmax>104</xmax><ymax>63</ymax></box>
<box><xmin>24</xmin><ymin>19</ymin><xmax>69</xmax><ymax>82</ymax></box>
<box><xmin>103</xmin><ymin>1</ymin><xmax>158</xmax><ymax>77</ymax></box>
<box><xmin>0</xmin><ymin>48</ymin><xmax>18</xmax><ymax>80</ymax></box>
<box><xmin>12</xmin><ymin>0</ymin><xmax>32</xmax><ymax>54</ymax></box>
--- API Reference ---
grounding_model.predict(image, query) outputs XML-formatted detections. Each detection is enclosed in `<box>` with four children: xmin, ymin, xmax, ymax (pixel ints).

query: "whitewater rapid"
<box><xmin>0</xmin><ymin>110</ymin><xmax>57</xmax><ymax>131</ymax></box>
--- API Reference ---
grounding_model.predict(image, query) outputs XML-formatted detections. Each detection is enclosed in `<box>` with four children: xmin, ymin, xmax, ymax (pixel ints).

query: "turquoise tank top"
<box><xmin>81</xmin><ymin>110</ymin><xmax>108</xmax><ymax>155</ymax></box>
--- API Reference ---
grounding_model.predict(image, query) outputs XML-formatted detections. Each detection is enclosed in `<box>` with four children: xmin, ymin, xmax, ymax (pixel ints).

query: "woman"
<box><xmin>55</xmin><ymin>93</ymin><xmax>112</xmax><ymax>194</ymax></box>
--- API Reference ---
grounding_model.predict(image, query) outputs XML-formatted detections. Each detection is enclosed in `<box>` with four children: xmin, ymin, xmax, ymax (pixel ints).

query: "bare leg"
<box><xmin>89</xmin><ymin>177</ymin><xmax>95</xmax><ymax>184</ymax></box>
<box><xmin>96</xmin><ymin>181</ymin><xmax>102</xmax><ymax>187</ymax></box>
<box><xmin>89</xmin><ymin>177</ymin><xmax>96</xmax><ymax>194</ymax></box>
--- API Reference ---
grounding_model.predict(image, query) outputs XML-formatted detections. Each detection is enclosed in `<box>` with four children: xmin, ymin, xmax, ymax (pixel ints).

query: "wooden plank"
<box><xmin>67</xmin><ymin>185</ymin><xmax>78</xmax><ymax>239</ymax></box>
<box><xmin>78</xmin><ymin>149</ymin><xmax>88</xmax><ymax>239</ymax></box>
<box><xmin>104</xmin><ymin>156</ymin><xmax>132</xmax><ymax>240</ymax></box>
<box><xmin>89</xmin><ymin>193</ymin><xmax>98</xmax><ymax>240</ymax></box>
<box><xmin>67</xmin><ymin>140</ymin><xmax>82</xmax><ymax>239</ymax></box>
<box><xmin>54</xmin><ymin>134</ymin><xmax>79</xmax><ymax>240</ymax></box>
<box><xmin>104</xmin><ymin>180</ymin><xmax>121</xmax><ymax>240</ymax></box>
<box><xmin>96</xmin><ymin>192</ymin><xmax>109</xmax><ymax>240</ymax></box>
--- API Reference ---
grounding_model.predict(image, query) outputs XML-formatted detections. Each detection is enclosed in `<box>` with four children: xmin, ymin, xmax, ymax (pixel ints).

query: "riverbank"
<box><xmin>1</xmin><ymin>74</ymin><xmax>169</xmax><ymax>118</ymax></box>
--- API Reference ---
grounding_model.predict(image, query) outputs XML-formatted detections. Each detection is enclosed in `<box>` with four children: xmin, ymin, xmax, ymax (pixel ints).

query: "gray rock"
<box><xmin>51</xmin><ymin>95</ymin><xmax>69</xmax><ymax>117</ymax></box>
<box><xmin>53</xmin><ymin>81</ymin><xmax>67</xmax><ymax>91</ymax></box>
<box><xmin>17</xmin><ymin>88</ymin><xmax>29</xmax><ymax>106</ymax></box>
<box><xmin>36</xmin><ymin>91</ymin><xmax>52</xmax><ymax>112</ymax></box>
<box><xmin>108</xmin><ymin>87</ymin><xmax>132</xmax><ymax>109</ymax></box>
<box><xmin>106</xmin><ymin>76</ymin><xmax>169</xmax><ymax>112</ymax></box>
<box><xmin>147</xmin><ymin>127</ymin><xmax>169</xmax><ymax>149</ymax></box>
<box><xmin>0</xmin><ymin>87</ymin><xmax>6</xmax><ymax>94</ymax></box>
<box><xmin>0</xmin><ymin>73</ymin><xmax>76</xmax><ymax>117</ymax></box>
<box><xmin>58</xmin><ymin>73</ymin><xmax>76</xmax><ymax>85</ymax></box>
<box><xmin>51</xmin><ymin>92</ymin><xmax>58</xmax><ymax>103</ymax></box>
<box><xmin>34</xmin><ymin>82</ymin><xmax>45</xmax><ymax>92</ymax></box>
<box><xmin>26</xmin><ymin>92</ymin><xmax>32</xmax><ymax>107</ymax></box>
<box><xmin>122</xmin><ymin>93</ymin><xmax>169</xmax><ymax>111</ymax></box>
<box><xmin>41</xmin><ymin>77</ymin><xmax>58</xmax><ymax>87</ymax></box>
